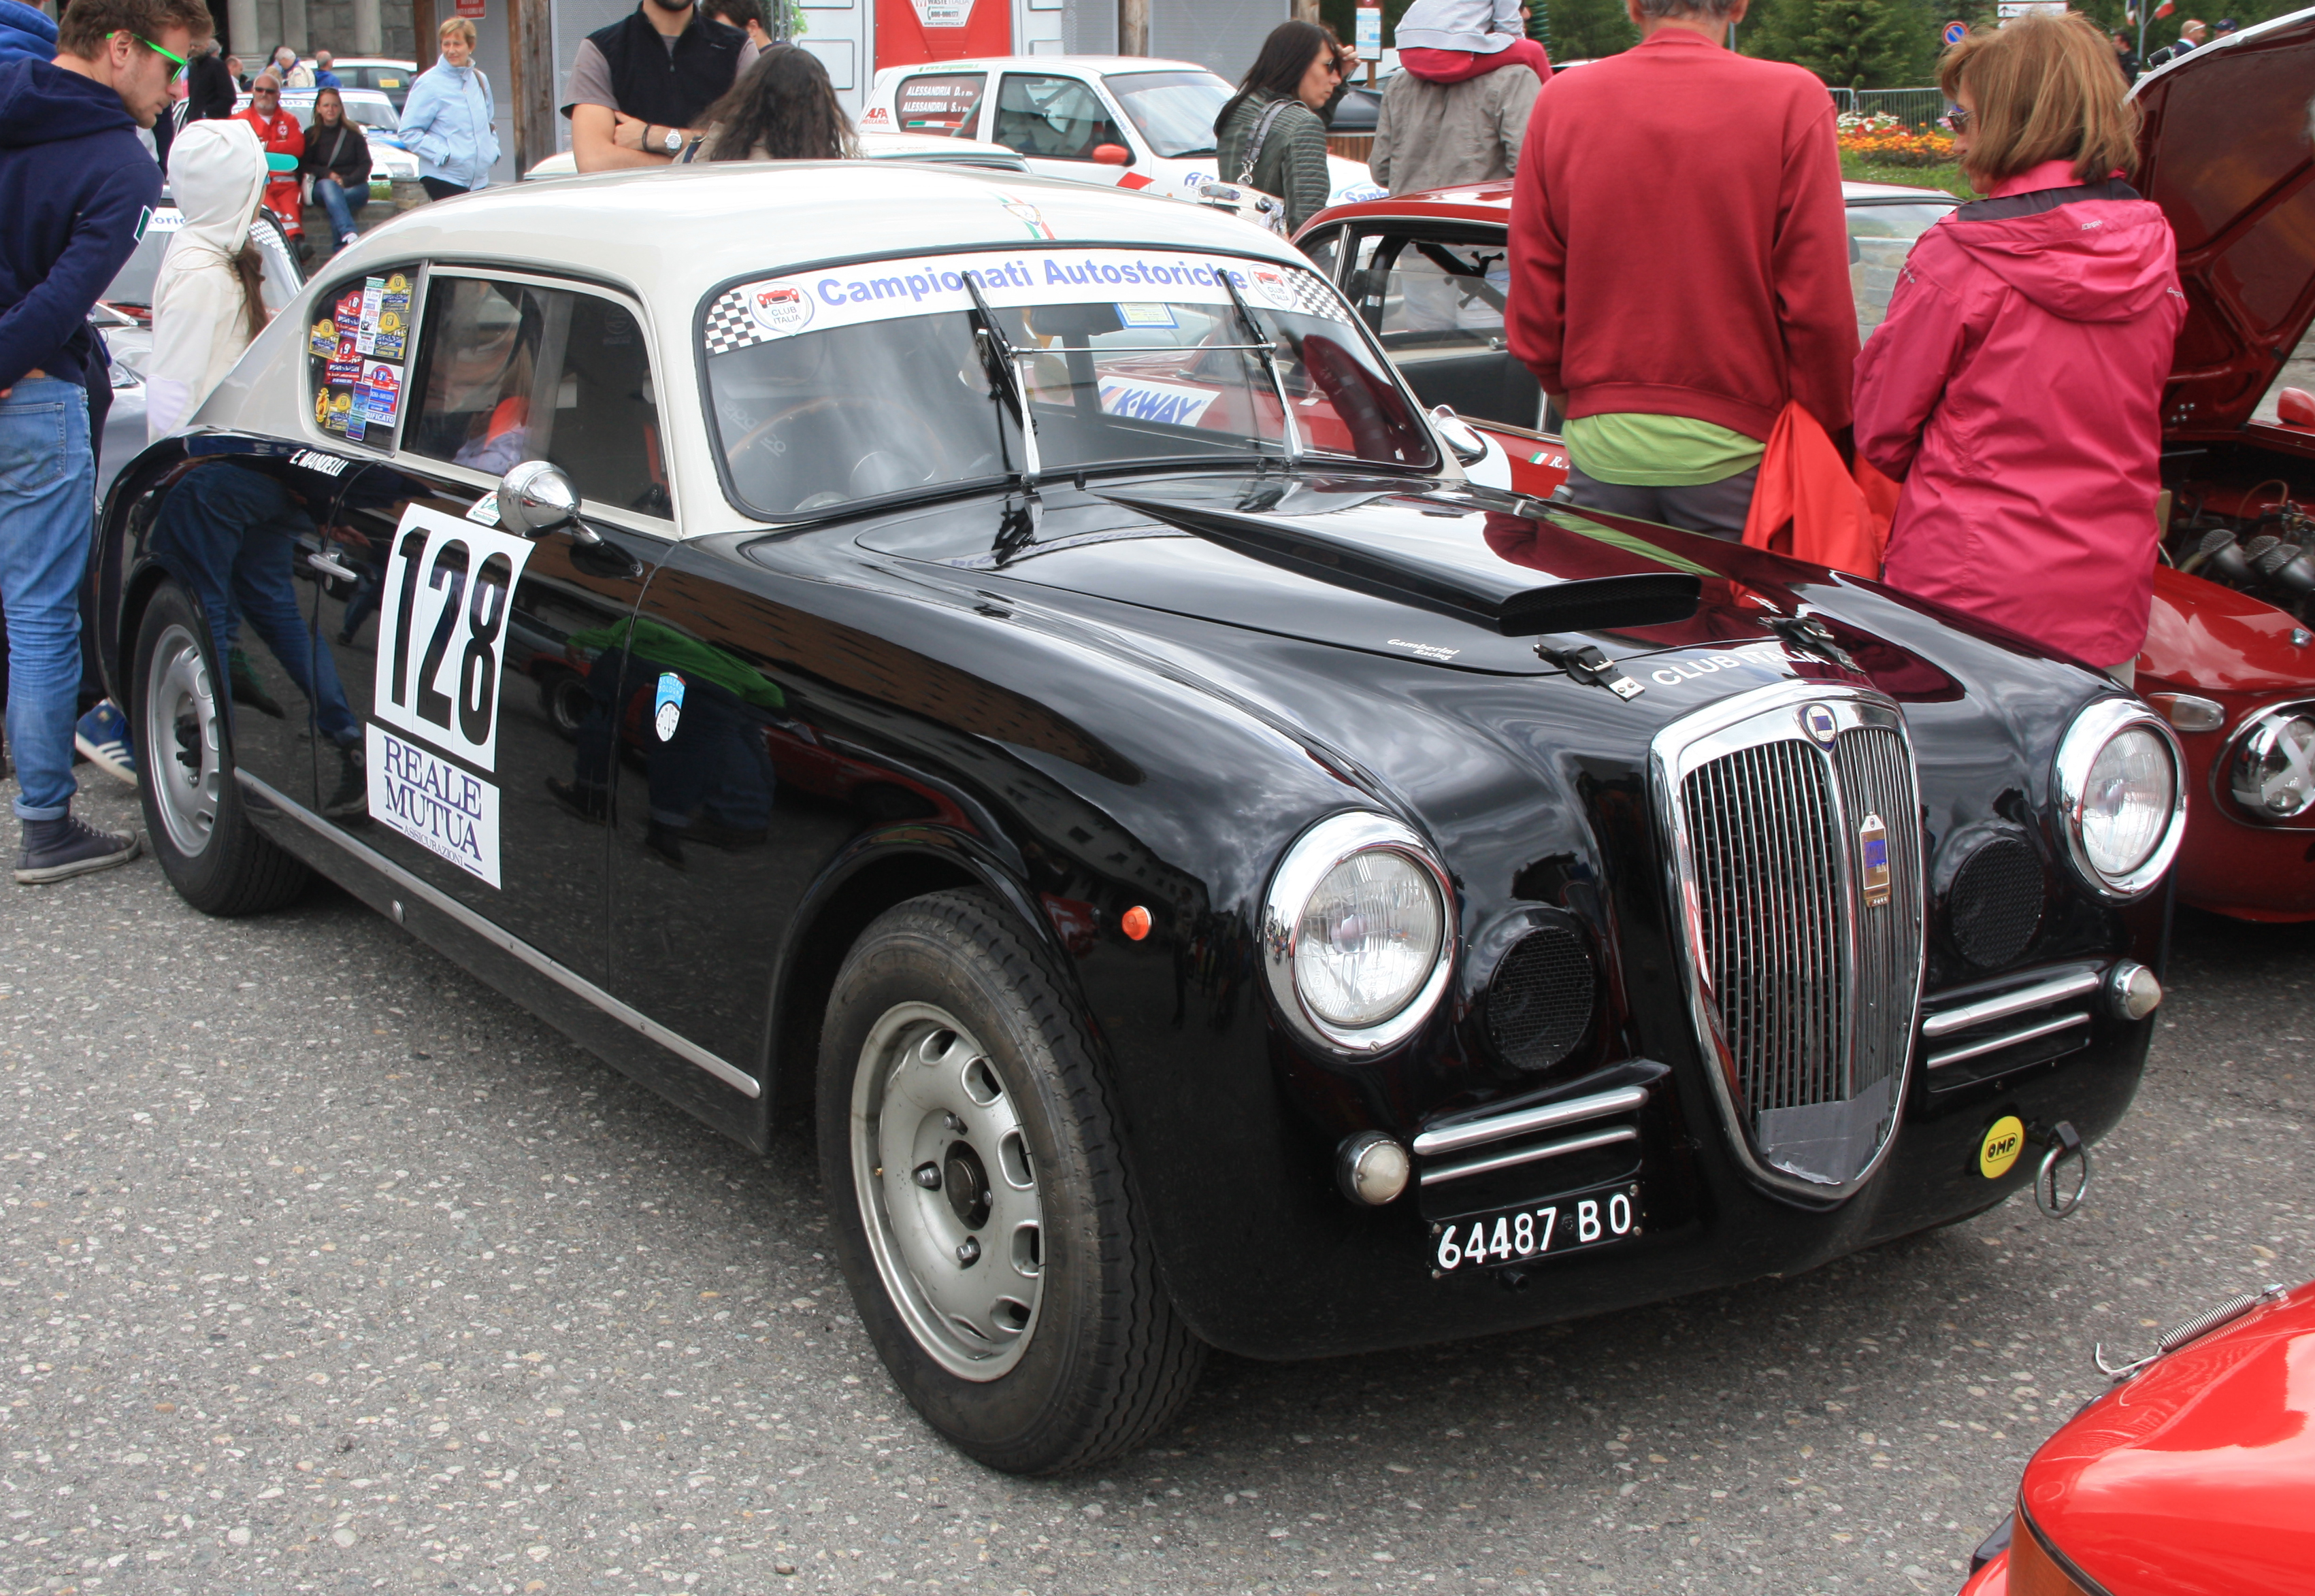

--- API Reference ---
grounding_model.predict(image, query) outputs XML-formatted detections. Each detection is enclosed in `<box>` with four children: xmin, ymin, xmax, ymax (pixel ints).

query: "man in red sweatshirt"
<box><xmin>1506</xmin><ymin>0</ymin><xmax>1857</xmax><ymax>537</ymax></box>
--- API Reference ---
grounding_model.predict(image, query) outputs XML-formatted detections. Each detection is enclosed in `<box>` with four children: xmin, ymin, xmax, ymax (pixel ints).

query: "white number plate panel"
<box><xmin>371</xmin><ymin>504</ymin><xmax>535</xmax><ymax>771</ymax></box>
<box><xmin>1431</xmin><ymin>1182</ymin><xmax>1642</xmax><ymax>1276</ymax></box>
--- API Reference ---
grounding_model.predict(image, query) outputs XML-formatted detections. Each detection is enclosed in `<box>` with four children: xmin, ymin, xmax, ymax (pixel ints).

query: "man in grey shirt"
<box><xmin>1368</xmin><ymin>59</ymin><xmax>1541</xmax><ymax>197</ymax></box>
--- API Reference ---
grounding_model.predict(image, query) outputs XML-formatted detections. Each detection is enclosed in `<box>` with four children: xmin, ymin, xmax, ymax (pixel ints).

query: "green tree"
<box><xmin>1748</xmin><ymin>0</ymin><xmax>1932</xmax><ymax>86</ymax></box>
<box><xmin>1544</xmin><ymin>0</ymin><xmax>1640</xmax><ymax>59</ymax></box>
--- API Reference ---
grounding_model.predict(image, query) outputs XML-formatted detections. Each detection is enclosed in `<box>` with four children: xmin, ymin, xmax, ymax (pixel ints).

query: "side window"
<box><xmin>992</xmin><ymin>74</ymin><xmax>1127</xmax><ymax>162</ymax></box>
<box><xmin>405</xmin><ymin>276</ymin><xmax>670</xmax><ymax>518</ymax></box>
<box><xmin>895</xmin><ymin>71</ymin><xmax>987</xmax><ymax>137</ymax></box>
<box><xmin>304</xmin><ymin>263</ymin><xmax>420</xmax><ymax>449</ymax></box>
<box><xmin>1347</xmin><ymin>230</ymin><xmax>1539</xmax><ymax>431</ymax></box>
<box><xmin>1300</xmin><ymin>225</ymin><xmax>1345</xmax><ymax>284</ymax></box>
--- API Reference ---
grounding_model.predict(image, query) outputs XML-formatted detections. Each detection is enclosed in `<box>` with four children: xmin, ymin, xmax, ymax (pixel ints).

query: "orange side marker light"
<box><xmin>1121</xmin><ymin>905</ymin><xmax>1152</xmax><ymax>942</ymax></box>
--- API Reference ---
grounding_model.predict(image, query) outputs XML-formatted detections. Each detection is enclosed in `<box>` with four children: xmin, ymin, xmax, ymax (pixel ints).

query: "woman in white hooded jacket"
<box><xmin>146</xmin><ymin>117</ymin><xmax>270</xmax><ymax>442</ymax></box>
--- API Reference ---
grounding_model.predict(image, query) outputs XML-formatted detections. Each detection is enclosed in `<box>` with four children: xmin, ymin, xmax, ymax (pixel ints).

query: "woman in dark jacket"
<box><xmin>1214</xmin><ymin>20</ymin><xmax>1345</xmax><ymax>233</ymax></box>
<box><xmin>299</xmin><ymin>88</ymin><xmax>373</xmax><ymax>255</ymax></box>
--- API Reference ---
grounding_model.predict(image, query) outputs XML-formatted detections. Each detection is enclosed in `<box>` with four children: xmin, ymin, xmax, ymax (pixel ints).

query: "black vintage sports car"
<box><xmin>95</xmin><ymin>163</ymin><xmax>2184</xmax><ymax>1474</ymax></box>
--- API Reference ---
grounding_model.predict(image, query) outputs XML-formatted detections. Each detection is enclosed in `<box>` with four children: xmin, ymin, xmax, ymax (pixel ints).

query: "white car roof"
<box><xmin>206</xmin><ymin>163</ymin><xmax>1319</xmax><ymax>528</ymax></box>
<box><xmin>878</xmin><ymin>56</ymin><xmax>1215</xmax><ymax>78</ymax></box>
<box><xmin>1841</xmin><ymin>180</ymin><xmax>1958</xmax><ymax>202</ymax></box>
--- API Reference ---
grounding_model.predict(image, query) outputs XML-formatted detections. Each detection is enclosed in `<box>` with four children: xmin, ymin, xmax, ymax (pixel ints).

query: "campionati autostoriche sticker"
<box><xmin>365</xmin><ymin>505</ymin><xmax>536</xmax><ymax>886</ymax></box>
<box><xmin>653</xmin><ymin>673</ymin><xmax>685</xmax><ymax>742</ymax></box>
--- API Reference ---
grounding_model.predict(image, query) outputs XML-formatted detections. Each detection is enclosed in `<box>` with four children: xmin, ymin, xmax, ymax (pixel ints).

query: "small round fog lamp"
<box><xmin>1336</xmin><ymin>1131</ymin><xmax>1411</xmax><ymax>1207</ymax></box>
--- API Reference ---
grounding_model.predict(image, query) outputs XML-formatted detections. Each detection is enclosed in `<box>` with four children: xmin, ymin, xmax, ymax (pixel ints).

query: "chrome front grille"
<box><xmin>1684</xmin><ymin>739</ymin><xmax>1847</xmax><ymax>1115</ymax></box>
<box><xmin>1654</xmin><ymin>685</ymin><xmax>1926</xmax><ymax>1196</ymax></box>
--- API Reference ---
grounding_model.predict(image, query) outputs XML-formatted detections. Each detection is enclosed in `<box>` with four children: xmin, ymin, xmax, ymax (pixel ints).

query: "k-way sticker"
<box><xmin>365</xmin><ymin>505</ymin><xmax>536</xmax><ymax>886</ymax></box>
<box><xmin>704</xmin><ymin>248</ymin><xmax>1347</xmax><ymax>356</ymax></box>
<box><xmin>1097</xmin><ymin>376</ymin><xmax>1218</xmax><ymax>429</ymax></box>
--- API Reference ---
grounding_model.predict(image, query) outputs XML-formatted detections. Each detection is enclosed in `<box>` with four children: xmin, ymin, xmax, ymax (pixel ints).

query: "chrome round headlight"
<box><xmin>2225</xmin><ymin>701</ymin><xmax>2315</xmax><ymax>821</ymax></box>
<box><xmin>1264</xmin><ymin>812</ymin><xmax>1454</xmax><ymax>1055</ymax></box>
<box><xmin>2053</xmin><ymin>698</ymin><xmax>2187</xmax><ymax>899</ymax></box>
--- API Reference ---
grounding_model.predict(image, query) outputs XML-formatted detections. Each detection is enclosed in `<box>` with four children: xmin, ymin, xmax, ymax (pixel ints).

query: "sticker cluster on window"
<box><xmin>310</xmin><ymin>269</ymin><xmax>411</xmax><ymax>445</ymax></box>
<box><xmin>364</xmin><ymin>504</ymin><xmax>536</xmax><ymax>887</ymax></box>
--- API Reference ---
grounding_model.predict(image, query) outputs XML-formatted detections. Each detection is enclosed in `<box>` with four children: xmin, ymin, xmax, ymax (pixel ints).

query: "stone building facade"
<box><xmin>208</xmin><ymin>0</ymin><xmax>419</xmax><ymax>63</ymax></box>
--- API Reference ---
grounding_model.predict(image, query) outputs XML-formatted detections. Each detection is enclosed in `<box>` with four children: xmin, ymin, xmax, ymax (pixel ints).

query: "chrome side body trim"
<box><xmin>1419</xmin><ymin>1126</ymin><xmax>1639</xmax><ymax>1187</ymax></box>
<box><xmin>1920</xmin><ymin>967</ymin><xmax>2103</xmax><ymax>1038</ymax></box>
<box><xmin>238</xmin><ymin>771</ymin><xmax>761</xmax><ymax>1099</ymax></box>
<box><xmin>1649</xmin><ymin>680</ymin><xmax>1928</xmax><ymax>1201</ymax></box>
<box><xmin>1926</xmin><ymin>1011</ymin><xmax>2091</xmax><ymax>1071</ymax></box>
<box><xmin>1411</xmin><ymin>1084</ymin><xmax>1650</xmax><ymax>1157</ymax></box>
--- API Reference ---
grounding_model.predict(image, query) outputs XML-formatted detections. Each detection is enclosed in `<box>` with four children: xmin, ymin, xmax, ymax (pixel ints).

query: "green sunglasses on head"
<box><xmin>111</xmin><ymin>31</ymin><xmax>190</xmax><ymax>84</ymax></box>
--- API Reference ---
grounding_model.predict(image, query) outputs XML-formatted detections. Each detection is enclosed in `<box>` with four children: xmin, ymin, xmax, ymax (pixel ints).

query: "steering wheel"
<box><xmin>724</xmin><ymin>396</ymin><xmax>952</xmax><ymax>496</ymax></box>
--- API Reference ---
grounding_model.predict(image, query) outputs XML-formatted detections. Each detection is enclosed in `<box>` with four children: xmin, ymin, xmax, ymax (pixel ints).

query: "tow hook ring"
<box><xmin>2034</xmin><ymin>1120</ymin><xmax>2089</xmax><ymax>1219</ymax></box>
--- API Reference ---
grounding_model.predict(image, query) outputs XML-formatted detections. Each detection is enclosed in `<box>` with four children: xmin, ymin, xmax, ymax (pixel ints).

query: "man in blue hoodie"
<box><xmin>1</xmin><ymin>0</ymin><xmax>210</xmax><ymax>884</ymax></box>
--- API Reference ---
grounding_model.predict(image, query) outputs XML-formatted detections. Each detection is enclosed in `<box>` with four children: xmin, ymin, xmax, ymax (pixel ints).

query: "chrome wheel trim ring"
<box><xmin>146</xmin><ymin>622</ymin><xmax>223</xmax><ymax>858</ymax></box>
<box><xmin>850</xmin><ymin>1001</ymin><xmax>1044</xmax><ymax>1382</ymax></box>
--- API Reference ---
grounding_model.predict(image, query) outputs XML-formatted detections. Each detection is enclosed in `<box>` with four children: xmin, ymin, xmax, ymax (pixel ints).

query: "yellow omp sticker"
<box><xmin>1979</xmin><ymin>1116</ymin><xmax>2026</xmax><ymax>1180</ymax></box>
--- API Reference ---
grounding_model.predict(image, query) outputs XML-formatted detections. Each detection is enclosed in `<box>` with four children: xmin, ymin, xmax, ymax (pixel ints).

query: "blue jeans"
<box><xmin>150</xmin><ymin>464</ymin><xmax>359</xmax><ymax>747</ymax></box>
<box><xmin>312</xmin><ymin>177</ymin><xmax>360</xmax><ymax>248</ymax></box>
<box><xmin>0</xmin><ymin>378</ymin><xmax>97</xmax><ymax>820</ymax></box>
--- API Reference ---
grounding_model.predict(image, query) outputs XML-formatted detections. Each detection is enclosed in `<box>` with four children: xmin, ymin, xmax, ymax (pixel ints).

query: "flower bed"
<box><xmin>1836</xmin><ymin>111</ymin><xmax>1956</xmax><ymax>169</ymax></box>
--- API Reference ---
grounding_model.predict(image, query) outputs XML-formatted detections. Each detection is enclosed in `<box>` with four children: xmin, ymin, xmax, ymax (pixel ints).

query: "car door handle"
<box><xmin>308</xmin><ymin>550</ymin><xmax>361</xmax><ymax>582</ymax></box>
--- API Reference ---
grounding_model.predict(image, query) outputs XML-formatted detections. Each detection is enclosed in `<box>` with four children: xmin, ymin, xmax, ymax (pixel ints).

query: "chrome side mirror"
<box><xmin>1430</xmin><ymin>403</ymin><xmax>1489</xmax><ymax>467</ymax></box>
<box><xmin>497</xmin><ymin>459</ymin><xmax>596</xmax><ymax>544</ymax></box>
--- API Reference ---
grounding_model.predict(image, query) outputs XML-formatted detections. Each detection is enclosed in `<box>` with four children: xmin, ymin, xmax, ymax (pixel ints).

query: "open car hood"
<box><xmin>2135</xmin><ymin>8</ymin><xmax>2315</xmax><ymax>442</ymax></box>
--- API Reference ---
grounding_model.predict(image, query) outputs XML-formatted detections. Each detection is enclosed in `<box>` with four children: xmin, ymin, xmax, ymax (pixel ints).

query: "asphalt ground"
<box><xmin>4</xmin><ymin>769</ymin><xmax>2311</xmax><ymax>1596</ymax></box>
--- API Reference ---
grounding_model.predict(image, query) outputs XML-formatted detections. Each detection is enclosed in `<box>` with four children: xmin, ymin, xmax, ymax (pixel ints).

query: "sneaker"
<box><xmin>73</xmin><ymin>701</ymin><xmax>138</xmax><ymax>788</ymax></box>
<box><xmin>229</xmin><ymin>648</ymin><xmax>286</xmax><ymax>719</ymax></box>
<box><xmin>322</xmin><ymin>743</ymin><xmax>367</xmax><ymax>819</ymax></box>
<box><xmin>15</xmin><ymin>814</ymin><xmax>142</xmax><ymax>884</ymax></box>
<box><xmin>644</xmin><ymin>818</ymin><xmax>686</xmax><ymax>869</ymax></box>
<box><xmin>685</xmin><ymin>812</ymin><xmax>768</xmax><ymax>850</ymax></box>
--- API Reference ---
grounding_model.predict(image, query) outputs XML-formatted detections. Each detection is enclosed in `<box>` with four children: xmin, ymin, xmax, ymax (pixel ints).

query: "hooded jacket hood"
<box><xmin>0</xmin><ymin>1</ymin><xmax>58</xmax><ymax>68</ymax></box>
<box><xmin>164</xmin><ymin>117</ymin><xmax>267</xmax><ymax>264</ymax></box>
<box><xmin>0</xmin><ymin>55</ymin><xmax>144</xmax><ymax>146</ymax></box>
<box><xmin>1941</xmin><ymin>190</ymin><xmax>2180</xmax><ymax>325</ymax></box>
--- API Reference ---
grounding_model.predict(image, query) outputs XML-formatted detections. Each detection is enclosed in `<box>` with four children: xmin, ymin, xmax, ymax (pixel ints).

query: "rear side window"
<box><xmin>894</xmin><ymin>71</ymin><xmax>986</xmax><ymax>136</ymax></box>
<box><xmin>303</xmin><ymin>263</ymin><xmax>419</xmax><ymax>449</ymax></box>
<box><xmin>405</xmin><ymin>275</ymin><xmax>670</xmax><ymax>518</ymax></box>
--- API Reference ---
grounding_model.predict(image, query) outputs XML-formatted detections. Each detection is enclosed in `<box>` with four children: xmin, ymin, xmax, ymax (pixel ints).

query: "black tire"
<box><xmin>540</xmin><ymin>671</ymin><xmax>591</xmax><ymax>741</ymax></box>
<box><xmin>818</xmin><ymin>888</ymin><xmax>1204</xmax><ymax>1474</ymax></box>
<box><xmin>131</xmin><ymin>580</ymin><xmax>310</xmax><ymax>916</ymax></box>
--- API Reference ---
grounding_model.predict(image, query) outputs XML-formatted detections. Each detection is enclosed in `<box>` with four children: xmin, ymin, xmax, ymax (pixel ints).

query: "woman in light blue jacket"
<box><xmin>399</xmin><ymin>16</ymin><xmax>500</xmax><ymax>200</ymax></box>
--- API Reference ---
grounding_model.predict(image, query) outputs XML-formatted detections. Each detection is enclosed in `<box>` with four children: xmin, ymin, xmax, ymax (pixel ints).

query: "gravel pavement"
<box><xmin>4</xmin><ymin>771</ymin><xmax>2310</xmax><ymax>1596</ymax></box>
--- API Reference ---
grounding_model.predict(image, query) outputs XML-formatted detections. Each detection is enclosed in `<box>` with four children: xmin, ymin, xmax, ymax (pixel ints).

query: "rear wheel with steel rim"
<box><xmin>819</xmin><ymin>889</ymin><xmax>1203</xmax><ymax>1474</ymax></box>
<box><xmin>131</xmin><ymin>580</ymin><xmax>308</xmax><ymax>916</ymax></box>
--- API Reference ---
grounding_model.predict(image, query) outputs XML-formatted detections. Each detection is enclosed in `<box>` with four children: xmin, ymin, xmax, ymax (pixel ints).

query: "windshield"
<box><xmin>103</xmin><ymin>214</ymin><xmax>301</xmax><ymax>312</ymax></box>
<box><xmin>1104</xmin><ymin>70</ymin><xmax>1233</xmax><ymax>159</ymax></box>
<box><xmin>704</xmin><ymin>247</ymin><xmax>1436</xmax><ymax>519</ymax></box>
<box><xmin>1848</xmin><ymin>199</ymin><xmax>1956</xmax><ymax>338</ymax></box>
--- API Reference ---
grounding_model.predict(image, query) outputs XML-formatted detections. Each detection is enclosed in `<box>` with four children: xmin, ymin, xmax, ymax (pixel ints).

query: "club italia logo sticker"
<box><xmin>653</xmin><ymin>674</ymin><xmax>685</xmax><ymax>742</ymax></box>
<box><xmin>749</xmin><ymin>282</ymin><xmax>813</xmax><ymax>336</ymax></box>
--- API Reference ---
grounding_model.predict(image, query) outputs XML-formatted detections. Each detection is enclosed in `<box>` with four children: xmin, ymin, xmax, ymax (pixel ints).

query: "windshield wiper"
<box><xmin>1218</xmin><ymin>268</ymin><xmax>1300</xmax><ymax>467</ymax></box>
<box><xmin>961</xmin><ymin>269</ymin><xmax>1040</xmax><ymax>489</ymax></box>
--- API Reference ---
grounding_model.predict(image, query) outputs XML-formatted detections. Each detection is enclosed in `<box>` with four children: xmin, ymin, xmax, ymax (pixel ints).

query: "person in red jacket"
<box><xmin>1853</xmin><ymin>14</ymin><xmax>2182</xmax><ymax>686</ymax></box>
<box><xmin>235</xmin><ymin>71</ymin><xmax>302</xmax><ymax>159</ymax></box>
<box><xmin>1505</xmin><ymin>0</ymin><xmax>1856</xmax><ymax>539</ymax></box>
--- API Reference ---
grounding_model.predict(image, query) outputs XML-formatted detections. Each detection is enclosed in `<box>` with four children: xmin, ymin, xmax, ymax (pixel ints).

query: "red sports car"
<box><xmin>1296</xmin><ymin>9</ymin><xmax>2315</xmax><ymax>920</ymax></box>
<box><xmin>1956</xmin><ymin>1279</ymin><xmax>2313</xmax><ymax>1596</ymax></box>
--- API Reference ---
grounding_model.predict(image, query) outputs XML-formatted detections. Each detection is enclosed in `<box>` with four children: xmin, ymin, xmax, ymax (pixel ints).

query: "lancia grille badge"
<box><xmin>1801</xmin><ymin>702</ymin><xmax>1839</xmax><ymax>746</ymax></box>
<box><xmin>1858</xmin><ymin>812</ymin><xmax>1891</xmax><ymax>907</ymax></box>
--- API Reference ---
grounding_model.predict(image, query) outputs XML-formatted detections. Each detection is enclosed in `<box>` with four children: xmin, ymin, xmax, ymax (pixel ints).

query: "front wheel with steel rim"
<box><xmin>819</xmin><ymin>889</ymin><xmax>1204</xmax><ymax>1474</ymax></box>
<box><xmin>131</xmin><ymin>580</ymin><xmax>309</xmax><ymax>916</ymax></box>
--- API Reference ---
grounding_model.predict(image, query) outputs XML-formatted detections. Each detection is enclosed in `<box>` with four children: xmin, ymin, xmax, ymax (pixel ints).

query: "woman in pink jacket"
<box><xmin>1854</xmin><ymin>14</ymin><xmax>2184</xmax><ymax>686</ymax></box>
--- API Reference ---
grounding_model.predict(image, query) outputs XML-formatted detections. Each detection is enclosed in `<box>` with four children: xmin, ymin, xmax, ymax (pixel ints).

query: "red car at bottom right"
<box><xmin>1959</xmin><ymin>1280</ymin><xmax>2312</xmax><ymax>1595</ymax></box>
